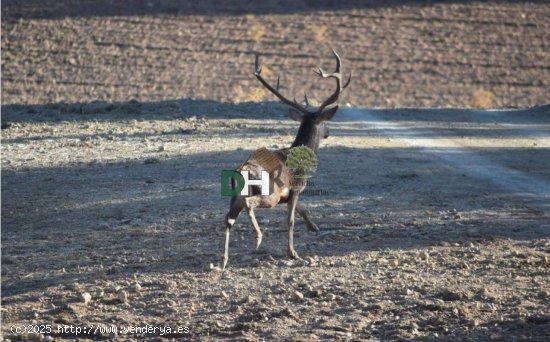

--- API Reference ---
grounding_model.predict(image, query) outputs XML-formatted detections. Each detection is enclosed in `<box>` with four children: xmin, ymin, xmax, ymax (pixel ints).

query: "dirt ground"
<box><xmin>2</xmin><ymin>102</ymin><xmax>549</xmax><ymax>341</ymax></box>
<box><xmin>1</xmin><ymin>1</ymin><xmax>550</xmax><ymax>341</ymax></box>
<box><xmin>1</xmin><ymin>0</ymin><xmax>549</xmax><ymax>108</ymax></box>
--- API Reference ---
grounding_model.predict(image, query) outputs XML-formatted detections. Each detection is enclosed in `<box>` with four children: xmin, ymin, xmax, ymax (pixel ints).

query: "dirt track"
<box><xmin>1</xmin><ymin>1</ymin><xmax>550</xmax><ymax>341</ymax></box>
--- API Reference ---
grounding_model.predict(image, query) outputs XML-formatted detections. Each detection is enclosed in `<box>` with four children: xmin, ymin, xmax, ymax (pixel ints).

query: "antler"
<box><xmin>254</xmin><ymin>54</ymin><xmax>313</xmax><ymax>115</ymax></box>
<box><xmin>313</xmin><ymin>49</ymin><xmax>352</xmax><ymax>113</ymax></box>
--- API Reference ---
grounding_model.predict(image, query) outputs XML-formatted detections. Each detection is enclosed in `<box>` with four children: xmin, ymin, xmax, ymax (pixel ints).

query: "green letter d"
<box><xmin>221</xmin><ymin>170</ymin><xmax>245</xmax><ymax>196</ymax></box>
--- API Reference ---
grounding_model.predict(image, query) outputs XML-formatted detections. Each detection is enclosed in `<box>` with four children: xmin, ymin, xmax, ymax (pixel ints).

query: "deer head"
<box><xmin>254</xmin><ymin>49</ymin><xmax>352</xmax><ymax>153</ymax></box>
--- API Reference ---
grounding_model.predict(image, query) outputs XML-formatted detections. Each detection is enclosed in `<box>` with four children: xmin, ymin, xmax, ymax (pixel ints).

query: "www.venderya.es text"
<box><xmin>11</xmin><ymin>324</ymin><xmax>190</xmax><ymax>336</ymax></box>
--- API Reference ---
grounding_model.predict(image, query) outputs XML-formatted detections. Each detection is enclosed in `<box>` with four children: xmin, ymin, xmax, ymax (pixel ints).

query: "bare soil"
<box><xmin>1</xmin><ymin>1</ymin><xmax>549</xmax><ymax>107</ymax></box>
<box><xmin>2</xmin><ymin>101</ymin><xmax>549</xmax><ymax>341</ymax></box>
<box><xmin>1</xmin><ymin>1</ymin><xmax>550</xmax><ymax>341</ymax></box>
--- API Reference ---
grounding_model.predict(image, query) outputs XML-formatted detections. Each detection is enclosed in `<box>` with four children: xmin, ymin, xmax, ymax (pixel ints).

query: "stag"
<box><xmin>223</xmin><ymin>49</ymin><xmax>351</xmax><ymax>269</ymax></box>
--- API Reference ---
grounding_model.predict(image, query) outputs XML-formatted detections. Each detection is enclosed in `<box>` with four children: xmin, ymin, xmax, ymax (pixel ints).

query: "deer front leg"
<box><xmin>223</xmin><ymin>196</ymin><xmax>245</xmax><ymax>270</ymax></box>
<box><xmin>296</xmin><ymin>202</ymin><xmax>319</xmax><ymax>234</ymax></box>
<box><xmin>223</xmin><ymin>221</ymin><xmax>231</xmax><ymax>270</ymax></box>
<box><xmin>287</xmin><ymin>192</ymin><xmax>300</xmax><ymax>259</ymax></box>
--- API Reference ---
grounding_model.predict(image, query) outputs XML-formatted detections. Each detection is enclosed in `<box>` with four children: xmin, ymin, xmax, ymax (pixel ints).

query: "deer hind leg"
<box><xmin>287</xmin><ymin>192</ymin><xmax>300</xmax><ymax>259</ymax></box>
<box><xmin>223</xmin><ymin>196</ymin><xmax>245</xmax><ymax>270</ymax></box>
<box><xmin>244</xmin><ymin>196</ymin><xmax>263</xmax><ymax>250</ymax></box>
<box><xmin>296</xmin><ymin>202</ymin><xmax>320</xmax><ymax>234</ymax></box>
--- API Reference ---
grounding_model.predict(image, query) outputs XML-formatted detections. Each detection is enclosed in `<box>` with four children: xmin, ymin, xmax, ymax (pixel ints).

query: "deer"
<box><xmin>222</xmin><ymin>49</ymin><xmax>351</xmax><ymax>269</ymax></box>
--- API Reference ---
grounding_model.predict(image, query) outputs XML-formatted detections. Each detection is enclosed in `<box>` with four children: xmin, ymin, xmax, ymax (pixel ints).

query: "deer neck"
<box><xmin>290</xmin><ymin>122</ymin><xmax>321</xmax><ymax>154</ymax></box>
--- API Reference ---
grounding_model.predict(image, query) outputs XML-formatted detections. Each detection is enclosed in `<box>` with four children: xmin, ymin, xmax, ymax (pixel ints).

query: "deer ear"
<box><xmin>288</xmin><ymin>108</ymin><xmax>303</xmax><ymax>122</ymax></box>
<box><xmin>317</xmin><ymin>106</ymin><xmax>339</xmax><ymax>121</ymax></box>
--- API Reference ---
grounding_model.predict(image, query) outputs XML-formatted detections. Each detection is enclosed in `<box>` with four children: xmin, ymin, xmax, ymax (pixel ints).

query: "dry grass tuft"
<box><xmin>308</xmin><ymin>24</ymin><xmax>328</xmax><ymax>42</ymax></box>
<box><xmin>471</xmin><ymin>89</ymin><xmax>494</xmax><ymax>108</ymax></box>
<box><xmin>232</xmin><ymin>85</ymin><xmax>267</xmax><ymax>103</ymax></box>
<box><xmin>246</xmin><ymin>15</ymin><xmax>266</xmax><ymax>43</ymax></box>
<box><xmin>260</xmin><ymin>64</ymin><xmax>273</xmax><ymax>78</ymax></box>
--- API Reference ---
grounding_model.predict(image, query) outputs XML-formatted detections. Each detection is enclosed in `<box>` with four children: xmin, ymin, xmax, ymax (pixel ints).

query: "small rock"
<box><xmin>334</xmin><ymin>261</ymin><xmax>347</xmax><ymax>267</ymax></box>
<box><xmin>80</xmin><ymin>292</ymin><xmax>92</xmax><ymax>304</ymax></box>
<box><xmin>117</xmin><ymin>291</ymin><xmax>128</xmax><ymax>303</ymax></box>
<box><xmin>328</xmin><ymin>293</ymin><xmax>337</xmax><ymax>301</ymax></box>
<box><xmin>208</xmin><ymin>263</ymin><xmax>221</xmax><ymax>272</ymax></box>
<box><xmin>418</xmin><ymin>251</ymin><xmax>429</xmax><ymax>261</ymax></box>
<box><xmin>366</xmin><ymin>302</ymin><xmax>385</xmax><ymax>311</ymax></box>
<box><xmin>109</xmin><ymin>285</ymin><xmax>122</xmax><ymax>293</ymax></box>
<box><xmin>308</xmin><ymin>289</ymin><xmax>322</xmax><ymax>298</ymax></box>
<box><xmin>280</xmin><ymin>259</ymin><xmax>296</xmax><ymax>267</ymax></box>
<box><xmin>94</xmin><ymin>289</ymin><xmax>105</xmax><ymax>298</ymax></box>
<box><xmin>44</xmin><ymin>335</ymin><xmax>54</xmax><ymax>342</ymax></box>
<box><xmin>281</xmin><ymin>307</ymin><xmax>295</xmax><ymax>318</ymax></box>
<box><xmin>304</xmin><ymin>256</ymin><xmax>316</xmax><ymax>267</ymax></box>
<box><xmin>158</xmin><ymin>145</ymin><xmax>165</xmax><ymax>152</ymax></box>
<box><xmin>378</xmin><ymin>258</ymin><xmax>389</xmax><ymax>265</ymax></box>
<box><xmin>130</xmin><ymin>283</ymin><xmax>142</xmax><ymax>292</ymax></box>
<box><xmin>293</xmin><ymin>291</ymin><xmax>305</xmax><ymax>301</ymax></box>
<box><xmin>163</xmin><ymin>280</ymin><xmax>177</xmax><ymax>290</ymax></box>
<box><xmin>439</xmin><ymin>289</ymin><xmax>462</xmax><ymax>301</ymax></box>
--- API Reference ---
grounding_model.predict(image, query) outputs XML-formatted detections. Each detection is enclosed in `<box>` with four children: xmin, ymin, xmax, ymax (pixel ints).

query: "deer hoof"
<box><xmin>222</xmin><ymin>256</ymin><xmax>229</xmax><ymax>270</ymax></box>
<box><xmin>255</xmin><ymin>235</ymin><xmax>263</xmax><ymax>250</ymax></box>
<box><xmin>307</xmin><ymin>223</ymin><xmax>320</xmax><ymax>234</ymax></box>
<box><xmin>287</xmin><ymin>249</ymin><xmax>300</xmax><ymax>259</ymax></box>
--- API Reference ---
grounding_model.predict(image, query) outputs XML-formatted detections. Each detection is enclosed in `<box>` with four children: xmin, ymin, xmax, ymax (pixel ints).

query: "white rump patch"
<box><xmin>281</xmin><ymin>187</ymin><xmax>290</xmax><ymax>198</ymax></box>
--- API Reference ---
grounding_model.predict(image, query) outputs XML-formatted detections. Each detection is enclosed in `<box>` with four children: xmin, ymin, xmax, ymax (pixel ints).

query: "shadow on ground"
<box><xmin>3</xmin><ymin>98</ymin><xmax>549</xmax><ymax>299</ymax></box>
<box><xmin>2</xmin><ymin>0</ymin><xmax>498</xmax><ymax>21</ymax></box>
